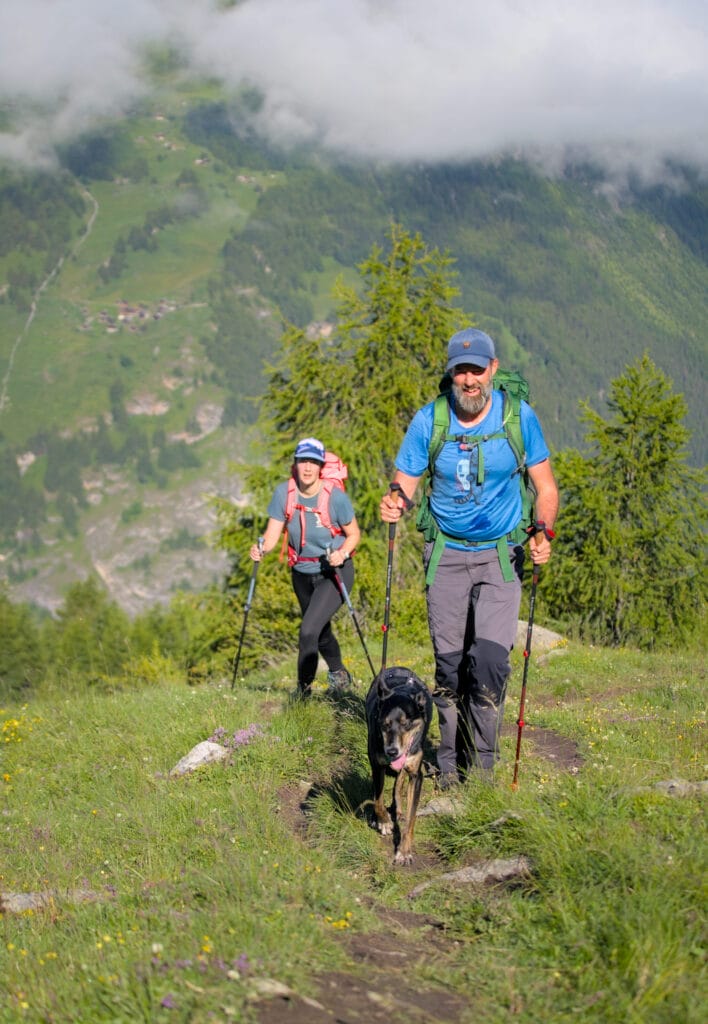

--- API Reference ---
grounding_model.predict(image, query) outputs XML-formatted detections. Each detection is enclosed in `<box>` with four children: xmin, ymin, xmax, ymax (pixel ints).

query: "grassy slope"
<box><xmin>1</xmin><ymin>635</ymin><xmax>705</xmax><ymax>1023</ymax></box>
<box><xmin>0</xmin><ymin>109</ymin><xmax>266</xmax><ymax>444</ymax></box>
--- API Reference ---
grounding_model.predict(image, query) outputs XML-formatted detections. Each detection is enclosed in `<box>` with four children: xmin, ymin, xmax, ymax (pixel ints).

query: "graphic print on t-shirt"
<box><xmin>455</xmin><ymin>445</ymin><xmax>482</xmax><ymax>505</ymax></box>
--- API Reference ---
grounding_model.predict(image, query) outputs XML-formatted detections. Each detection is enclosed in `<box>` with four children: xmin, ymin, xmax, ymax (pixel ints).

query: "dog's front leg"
<box><xmin>371</xmin><ymin>762</ymin><xmax>393</xmax><ymax>836</ymax></box>
<box><xmin>393</xmin><ymin>769</ymin><xmax>422</xmax><ymax>865</ymax></box>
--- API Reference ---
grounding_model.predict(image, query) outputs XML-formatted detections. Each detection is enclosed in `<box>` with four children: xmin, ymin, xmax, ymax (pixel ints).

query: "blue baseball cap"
<box><xmin>294</xmin><ymin>437</ymin><xmax>325</xmax><ymax>463</ymax></box>
<box><xmin>446</xmin><ymin>328</ymin><xmax>496</xmax><ymax>373</ymax></box>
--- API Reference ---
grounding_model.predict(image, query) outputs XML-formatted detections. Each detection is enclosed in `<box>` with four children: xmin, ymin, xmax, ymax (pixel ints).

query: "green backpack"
<box><xmin>416</xmin><ymin>369</ymin><xmax>533</xmax><ymax>584</ymax></box>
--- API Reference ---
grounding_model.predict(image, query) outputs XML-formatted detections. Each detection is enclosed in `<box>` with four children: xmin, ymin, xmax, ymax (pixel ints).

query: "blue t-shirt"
<box><xmin>395</xmin><ymin>390</ymin><xmax>550</xmax><ymax>550</ymax></box>
<box><xmin>268</xmin><ymin>481</ymin><xmax>354</xmax><ymax>574</ymax></box>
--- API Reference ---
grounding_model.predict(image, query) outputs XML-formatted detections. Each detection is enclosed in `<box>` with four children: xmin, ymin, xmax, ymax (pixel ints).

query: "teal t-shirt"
<box><xmin>268</xmin><ymin>481</ymin><xmax>354</xmax><ymax>574</ymax></box>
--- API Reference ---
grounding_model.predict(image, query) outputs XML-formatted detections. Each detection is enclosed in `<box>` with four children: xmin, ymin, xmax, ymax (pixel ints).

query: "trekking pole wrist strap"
<box><xmin>389</xmin><ymin>482</ymin><xmax>415</xmax><ymax>512</ymax></box>
<box><xmin>528</xmin><ymin>520</ymin><xmax>556</xmax><ymax>541</ymax></box>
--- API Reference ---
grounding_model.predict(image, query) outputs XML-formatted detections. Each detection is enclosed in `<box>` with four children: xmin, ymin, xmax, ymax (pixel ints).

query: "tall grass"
<box><xmin>1</xmin><ymin>639</ymin><xmax>705</xmax><ymax>1022</ymax></box>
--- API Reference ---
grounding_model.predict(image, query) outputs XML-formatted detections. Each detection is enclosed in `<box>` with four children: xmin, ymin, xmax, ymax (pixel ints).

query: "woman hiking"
<box><xmin>249</xmin><ymin>437</ymin><xmax>361</xmax><ymax>698</ymax></box>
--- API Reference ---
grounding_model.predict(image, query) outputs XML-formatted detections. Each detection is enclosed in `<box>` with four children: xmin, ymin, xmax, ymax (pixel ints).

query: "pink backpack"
<box><xmin>280</xmin><ymin>452</ymin><xmax>349</xmax><ymax>567</ymax></box>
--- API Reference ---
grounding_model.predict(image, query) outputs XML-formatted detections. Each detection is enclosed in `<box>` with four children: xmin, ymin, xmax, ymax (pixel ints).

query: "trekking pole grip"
<box><xmin>389</xmin><ymin>481</ymin><xmax>414</xmax><ymax>510</ymax></box>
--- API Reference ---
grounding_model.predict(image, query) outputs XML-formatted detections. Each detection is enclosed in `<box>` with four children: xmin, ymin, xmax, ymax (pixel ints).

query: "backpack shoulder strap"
<box><xmin>283</xmin><ymin>476</ymin><xmax>298</xmax><ymax>522</ymax></box>
<box><xmin>494</xmin><ymin>369</ymin><xmax>528</xmax><ymax>471</ymax></box>
<box><xmin>428</xmin><ymin>393</ymin><xmax>451</xmax><ymax>471</ymax></box>
<box><xmin>279</xmin><ymin>477</ymin><xmax>298</xmax><ymax>563</ymax></box>
<box><xmin>500</xmin><ymin>388</ymin><xmax>526</xmax><ymax>470</ymax></box>
<box><xmin>316</xmin><ymin>479</ymin><xmax>336</xmax><ymax>531</ymax></box>
<box><xmin>498</xmin><ymin>387</ymin><xmax>532</xmax><ymax>543</ymax></box>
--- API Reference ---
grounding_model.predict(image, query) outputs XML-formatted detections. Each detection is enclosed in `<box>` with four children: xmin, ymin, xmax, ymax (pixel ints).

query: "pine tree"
<box><xmin>0</xmin><ymin>589</ymin><xmax>46</xmax><ymax>698</ymax></box>
<box><xmin>213</xmin><ymin>225</ymin><xmax>468</xmax><ymax>670</ymax></box>
<box><xmin>544</xmin><ymin>354</ymin><xmax>706</xmax><ymax>648</ymax></box>
<box><xmin>245</xmin><ymin>223</ymin><xmax>464</xmax><ymax>531</ymax></box>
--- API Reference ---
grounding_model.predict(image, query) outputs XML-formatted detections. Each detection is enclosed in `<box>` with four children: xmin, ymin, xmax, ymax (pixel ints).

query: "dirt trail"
<box><xmin>256</xmin><ymin>720</ymin><xmax>582</xmax><ymax>1024</ymax></box>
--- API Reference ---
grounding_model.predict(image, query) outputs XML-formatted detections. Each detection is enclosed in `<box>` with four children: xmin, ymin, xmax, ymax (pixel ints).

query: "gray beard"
<box><xmin>452</xmin><ymin>379</ymin><xmax>492</xmax><ymax>418</ymax></box>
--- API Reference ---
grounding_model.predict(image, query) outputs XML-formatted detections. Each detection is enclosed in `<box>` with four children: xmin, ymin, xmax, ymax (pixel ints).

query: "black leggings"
<box><xmin>291</xmin><ymin>561</ymin><xmax>355</xmax><ymax>688</ymax></box>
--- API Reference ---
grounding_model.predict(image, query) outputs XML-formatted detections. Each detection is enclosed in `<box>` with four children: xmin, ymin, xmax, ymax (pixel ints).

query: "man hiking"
<box><xmin>379</xmin><ymin>329</ymin><xmax>559</xmax><ymax>787</ymax></box>
<box><xmin>250</xmin><ymin>437</ymin><xmax>361</xmax><ymax>698</ymax></box>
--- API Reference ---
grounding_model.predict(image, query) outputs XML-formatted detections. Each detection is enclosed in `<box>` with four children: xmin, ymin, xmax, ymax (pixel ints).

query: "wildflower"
<box><xmin>160</xmin><ymin>994</ymin><xmax>177</xmax><ymax>1009</ymax></box>
<box><xmin>208</xmin><ymin>723</ymin><xmax>264</xmax><ymax>752</ymax></box>
<box><xmin>233</xmin><ymin>953</ymin><xmax>250</xmax><ymax>974</ymax></box>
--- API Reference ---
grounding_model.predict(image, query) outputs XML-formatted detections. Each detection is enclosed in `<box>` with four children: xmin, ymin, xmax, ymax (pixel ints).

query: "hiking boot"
<box><xmin>437</xmin><ymin>771</ymin><xmax>461</xmax><ymax>791</ymax></box>
<box><xmin>326</xmin><ymin>669</ymin><xmax>352</xmax><ymax>694</ymax></box>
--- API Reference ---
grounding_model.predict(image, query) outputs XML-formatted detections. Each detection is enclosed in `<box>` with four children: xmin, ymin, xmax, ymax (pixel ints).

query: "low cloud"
<box><xmin>1</xmin><ymin>0</ymin><xmax>707</xmax><ymax>182</ymax></box>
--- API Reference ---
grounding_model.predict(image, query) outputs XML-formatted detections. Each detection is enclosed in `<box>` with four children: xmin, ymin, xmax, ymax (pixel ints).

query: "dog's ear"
<box><xmin>414</xmin><ymin>689</ymin><xmax>430</xmax><ymax>711</ymax></box>
<box><xmin>375</xmin><ymin>671</ymin><xmax>393</xmax><ymax>700</ymax></box>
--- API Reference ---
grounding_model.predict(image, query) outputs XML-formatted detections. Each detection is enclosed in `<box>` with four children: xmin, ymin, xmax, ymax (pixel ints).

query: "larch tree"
<box><xmin>214</xmin><ymin>224</ymin><xmax>469</xmax><ymax>670</ymax></box>
<box><xmin>544</xmin><ymin>353</ymin><xmax>706</xmax><ymax>649</ymax></box>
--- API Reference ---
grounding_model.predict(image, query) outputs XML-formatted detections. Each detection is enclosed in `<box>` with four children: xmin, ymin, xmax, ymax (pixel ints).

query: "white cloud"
<box><xmin>1</xmin><ymin>0</ymin><xmax>707</xmax><ymax>179</ymax></box>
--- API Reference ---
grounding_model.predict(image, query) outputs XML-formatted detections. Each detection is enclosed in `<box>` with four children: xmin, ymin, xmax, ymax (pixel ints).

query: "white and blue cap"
<box><xmin>294</xmin><ymin>437</ymin><xmax>325</xmax><ymax>463</ymax></box>
<box><xmin>446</xmin><ymin>328</ymin><xmax>496</xmax><ymax>373</ymax></box>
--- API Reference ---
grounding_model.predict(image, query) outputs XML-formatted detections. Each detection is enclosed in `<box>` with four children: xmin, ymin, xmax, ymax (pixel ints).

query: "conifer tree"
<box><xmin>0</xmin><ymin>589</ymin><xmax>45</xmax><ymax>698</ymax></box>
<box><xmin>214</xmin><ymin>225</ymin><xmax>467</xmax><ymax>668</ymax></box>
<box><xmin>246</xmin><ymin>223</ymin><xmax>464</xmax><ymax>531</ymax></box>
<box><xmin>544</xmin><ymin>354</ymin><xmax>706</xmax><ymax>648</ymax></box>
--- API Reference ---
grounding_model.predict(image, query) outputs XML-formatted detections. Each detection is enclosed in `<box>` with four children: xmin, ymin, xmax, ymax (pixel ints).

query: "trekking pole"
<box><xmin>326</xmin><ymin>546</ymin><xmax>377</xmax><ymax>678</ymax></box>
<box><xmin>230</xmin><ymin>536</ymin><xmax>264</xmax><ymax>689</ymax></box>
<box><xmin>381</xmin><ymin>482</ymin><xmax>413</xmax><ymax>672</ymax></box>
<box><xmin>511</xmin><ymin>563</ymin><xmax>540</xmax><ymax>790</ymax></box>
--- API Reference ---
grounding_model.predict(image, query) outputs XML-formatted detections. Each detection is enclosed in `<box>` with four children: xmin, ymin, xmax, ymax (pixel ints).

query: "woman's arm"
<box><xmin>249</xmin><ymin>517</ymin><xmax>285</xmax><ymax>560</ymax></box>
<box><xmin>328</xmin><ymin>516</ymin><xmax>361</xmax><ymax>568</ymax></box>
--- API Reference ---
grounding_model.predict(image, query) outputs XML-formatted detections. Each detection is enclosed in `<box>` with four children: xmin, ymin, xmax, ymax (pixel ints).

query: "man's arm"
<box><xmin>527</xmin><ymin>459</ymin><xmax>559</xmax><ymax>565</ymax></box>
<box><xmin>379</xmin><ymin>470</ymin><xmax>422</xmax><ymax>522</ymax></box>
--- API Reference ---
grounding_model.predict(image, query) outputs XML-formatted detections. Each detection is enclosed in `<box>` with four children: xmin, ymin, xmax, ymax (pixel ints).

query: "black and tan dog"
<box><xmin>365</xmin><ymin>666</ymin><xmax>433</xmax><ymax>865</ymax></box>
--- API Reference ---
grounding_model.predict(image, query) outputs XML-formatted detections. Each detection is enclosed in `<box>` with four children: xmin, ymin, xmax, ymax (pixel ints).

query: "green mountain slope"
<box><xmin>0</xmin><ymin>79</ymin><xmax>706</xmax><ymax>613</ymax></box>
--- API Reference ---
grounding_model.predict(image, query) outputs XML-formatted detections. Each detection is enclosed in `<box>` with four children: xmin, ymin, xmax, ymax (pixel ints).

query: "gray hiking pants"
<box><xmin>424</xmin><ymin>542</ymin><xmax>524</xmax><ymax>774</ymax></box>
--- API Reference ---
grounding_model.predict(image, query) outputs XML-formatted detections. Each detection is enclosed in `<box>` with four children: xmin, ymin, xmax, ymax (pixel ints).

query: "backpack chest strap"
<box><xmin>443</xmin><ymin>429</ymin><xmax>508</xmax><ymax>486</ymax></box>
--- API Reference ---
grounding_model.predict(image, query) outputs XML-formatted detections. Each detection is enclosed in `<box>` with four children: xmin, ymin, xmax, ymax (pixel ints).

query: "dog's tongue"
<box><xmin>389</xmin><ymin>752</ymin><xmax>407</xmax><ymax>771</ymax></box>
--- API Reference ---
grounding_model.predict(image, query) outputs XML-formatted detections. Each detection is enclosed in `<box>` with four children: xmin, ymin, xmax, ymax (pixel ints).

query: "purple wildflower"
<box><xmin>233</xmin><ymin>953</ymin><xmax>251</xmax><ymax>974</ymax></box>
<box><xmin>208</xmin><ymin>723</ymin><xmax>264</xmax><ymax>752</ymax></box>
<box><xmin>231</xmin><ymin>723</ymin><xmax>263</xmax><ymax>748</ymax></box>
<box><xmin>160</xmin><ymin>994</ymin><xmax>177</xmax><ymax>1009</ymax></box>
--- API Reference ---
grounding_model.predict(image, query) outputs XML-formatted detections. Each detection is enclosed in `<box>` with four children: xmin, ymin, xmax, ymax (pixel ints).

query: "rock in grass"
<box><xmin>169</xmin><ymin>741</ymin><xmax>229</xmax><ymax>777</ymax></box>
<box><xmin>0</xmin><ymin>888</ymin><xmax>105</xmax><ymax>914</ymax></box>
<box><xmin>408</xmin><ymin>855</ymin><xmax>533</xmax><ymax>898</ymax></box>
<box><xmin>649</xmin><ymin>778</ymin><xmax>708</xmax><ymax>797</ymax></box>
